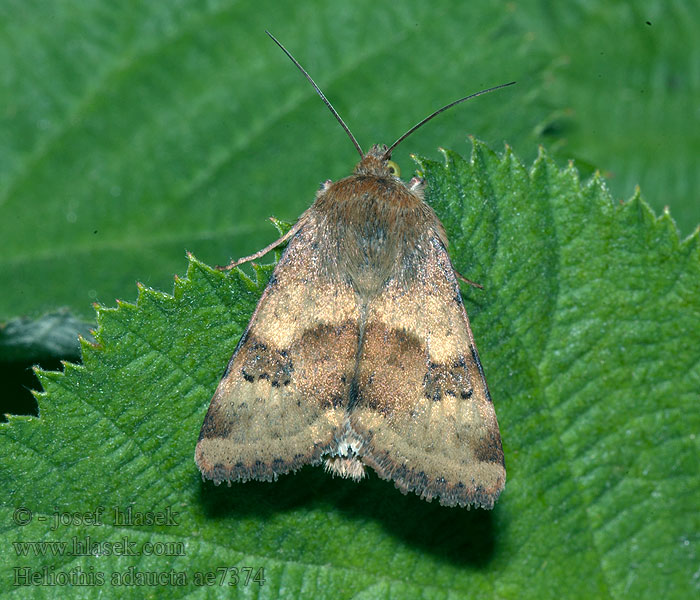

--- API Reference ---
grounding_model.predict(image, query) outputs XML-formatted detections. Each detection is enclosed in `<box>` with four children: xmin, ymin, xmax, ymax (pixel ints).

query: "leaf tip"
<box><xmin>408</xmin><ymin>153</ymin><xmax>425</xmax><ymax>177</ymax></box>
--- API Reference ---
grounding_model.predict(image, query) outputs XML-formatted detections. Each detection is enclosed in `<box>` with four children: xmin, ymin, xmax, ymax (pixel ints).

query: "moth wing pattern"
<box><xmin>195</xmin><ymin>216</ymin><xmax>360</xmax><ymax>484</ymax></box>
<box><xmin>350</xmin><ymin>234</ymin><xmax>505</xmax><ymax>508</ymax></box>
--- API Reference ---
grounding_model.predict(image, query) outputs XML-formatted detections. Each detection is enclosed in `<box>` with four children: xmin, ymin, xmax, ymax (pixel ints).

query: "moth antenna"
<box><xmin>383</xmin><ymin>81</ymin><xmax>517</xmax><ymax>160</ymax></box>
<box><xmin>266</xmin><ymin>31</ymin><xmax>364</xmax><ymax>158</ymax></box>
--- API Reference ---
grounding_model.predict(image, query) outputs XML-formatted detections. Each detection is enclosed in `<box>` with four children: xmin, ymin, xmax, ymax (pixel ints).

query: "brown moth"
<box><xmin>195</xmin><ymin>32</ymin><xmax>513</xmax><ymax>509</ymax></box>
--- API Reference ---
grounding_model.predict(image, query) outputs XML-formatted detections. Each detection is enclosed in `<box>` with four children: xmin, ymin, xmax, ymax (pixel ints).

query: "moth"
<box><xmin>195</xmin><ymin>32</ymin><xmax>513</xmax><ymax>509</ymax></box>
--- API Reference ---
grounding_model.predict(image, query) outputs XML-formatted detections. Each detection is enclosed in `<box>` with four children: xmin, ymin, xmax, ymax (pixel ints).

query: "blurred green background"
<box><xmin>1</xmin><ymin>0</ymin><xmax>698</xmax><ymax>410</ymax></box>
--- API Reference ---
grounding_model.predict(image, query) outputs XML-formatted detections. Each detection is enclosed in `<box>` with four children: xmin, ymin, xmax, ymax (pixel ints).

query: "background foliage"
<box><xmin>1</xmin><ymin>0</ymin><xmax>698</xmax><ymax>327</ymax></box>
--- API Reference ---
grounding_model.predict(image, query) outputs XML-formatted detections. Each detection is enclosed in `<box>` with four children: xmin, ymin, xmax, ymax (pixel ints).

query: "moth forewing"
<box><xmin>195</xmin><ymin>216</ymin><xmax>361</xmax><ymax>483</ymax></box>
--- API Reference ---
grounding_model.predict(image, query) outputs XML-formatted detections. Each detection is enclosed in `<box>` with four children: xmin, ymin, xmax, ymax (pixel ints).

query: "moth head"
<box><xmin>353</xmin><ymin>144</ymin><xmax>402</xmax><ymax>179</ymax></box>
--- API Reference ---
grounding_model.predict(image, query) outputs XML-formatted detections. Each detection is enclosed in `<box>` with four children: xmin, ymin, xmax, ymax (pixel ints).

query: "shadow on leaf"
<box><xmin>197</xmin><ymin>464</ymin><xmax>499</xmax><ymax>568</ymax></box>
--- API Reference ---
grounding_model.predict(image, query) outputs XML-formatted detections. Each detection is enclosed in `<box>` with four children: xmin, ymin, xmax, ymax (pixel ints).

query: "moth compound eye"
<box><xmin>386</xmin><ymin>160</ymin><xmax>401</xmax><ymax>177</ymax></box>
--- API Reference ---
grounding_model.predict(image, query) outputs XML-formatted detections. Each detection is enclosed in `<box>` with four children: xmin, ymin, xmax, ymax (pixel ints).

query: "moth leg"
<box><xmin>217</xmin><ymin>220</ymin><xmax>303</xmax><ymax>271</ymax></box>
<box><xmin>453</xmin><ymin>268</ymin><xmax>484</xmax><ymax>289</ymax></box>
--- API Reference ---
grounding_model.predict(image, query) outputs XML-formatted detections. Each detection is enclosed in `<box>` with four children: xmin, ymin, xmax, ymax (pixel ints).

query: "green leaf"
<box><xmin>2</xmin><ymin>0</ymin><xmax>698</xmax><ymax>329</ymax></box>
<box><xmin>2</xmin><ymin>142</ymin><xmax>697</xmax><ymax>599</ymax></box>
